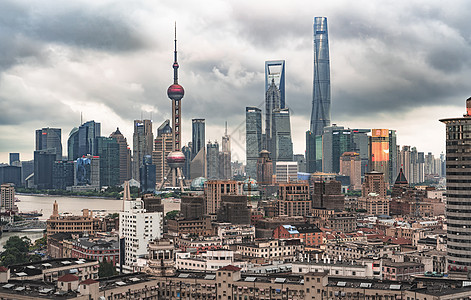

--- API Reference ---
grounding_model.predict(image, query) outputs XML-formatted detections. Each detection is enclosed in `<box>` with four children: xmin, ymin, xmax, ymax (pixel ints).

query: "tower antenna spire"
<box><xmin>173</xmin><ymin>21</ymin><xmax>179</xmax><ymax>84</ymax></box>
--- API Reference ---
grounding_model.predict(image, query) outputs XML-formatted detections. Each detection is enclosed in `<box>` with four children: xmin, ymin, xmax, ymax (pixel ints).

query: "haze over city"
<box><xmin>1</xmin><ymin>0</ymin><xmax>470</xmax><ymax>163</ymax></box>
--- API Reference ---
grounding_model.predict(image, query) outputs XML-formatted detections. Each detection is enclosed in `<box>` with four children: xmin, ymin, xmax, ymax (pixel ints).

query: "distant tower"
<box><xmin>160</xmin><ymin>24</ymin><xmax>186</xmax><ymax>192</ymax></box>
<box><xmin>265</xmin><ymin>60</ymin><xmax>285</xmax><ymax>109</ymax></box>
<box><xmin>246</xmin><ymin>107</ymin><xmax>262</xmax><ymax>179</ymax></box>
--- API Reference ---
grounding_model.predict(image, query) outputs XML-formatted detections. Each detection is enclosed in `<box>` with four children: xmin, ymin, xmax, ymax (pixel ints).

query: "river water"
<box><xmin>0</xmin><ymin>194</ymin><xmax>180</xmax><ymax>250</ymax></box>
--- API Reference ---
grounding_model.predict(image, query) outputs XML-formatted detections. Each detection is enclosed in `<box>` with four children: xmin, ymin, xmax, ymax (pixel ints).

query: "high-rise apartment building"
<box><xmin>440</xmin><ymin>97</ymin><xmax>471</xmax><ymax>273</ymax></box>
<box><xmin>36</xmin><ymin>128</ymin><xmax>62</xmax><ymax>160</ymax></box>
<box><xmin>153</xmin><ymin>121</ymin><xmax>173</xmax><ymax>186</ymax></box>
<box><xmin>0</xmin><ymin>183</ymin><xmax>15</xmax><ymax>211</ymax></box>
<box><xmin>272</xmin><ymin>108</ymin><xmax>293</xmax><ymax>163</ymax></box>
<box><xmin>307</xmin><ymin>17</ymin><xmax>331</xmax><ymax>174</ymax></box>
<box><xmin>265</xmin><ymin>60</ymin><xmax>285</xmax><ymax>109</ymax></box>
<box><xmin>109</xmin><ymin>128</ymin><xmax>132</xmax><ymax>184</ymax></box>
<box><xmin>207</xmin><ymin>141</ymin><xmax>219</xmax><ymax>180</ymax></box>
<box><xmin>245</xmin><ymin>107</ymin><xmax>262</xmax><ymax>179</ymax></box>
<box><xmin>96</xmin><ymin>136</ymin><xmax>120</xmax><ymax>187</ymax></box>
<box><xmin>132</xmin><ymin>119</ymin><xmax>153</xmax><ymax>181</ymax></box>
<box><xmin>192</xmin><ymin>119</ymin><xmax>205</xmax><ymax>159</ymax></box>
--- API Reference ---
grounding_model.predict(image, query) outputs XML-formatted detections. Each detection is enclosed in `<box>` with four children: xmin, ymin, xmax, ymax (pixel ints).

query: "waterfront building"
<box><xmin>67</xmin><ymin>127</ymin><xmax>79</xmax><ymax>161</ymax></box>
<box><xmin>46</xmin><ymin>201</ymin><xmax>98</xmax><ymax>237</ymax></box>
<box><xmin>109</xmin><ymin>128</ymin><xmax>132</xmax><ymax>184</ymax></box>
<box><xmin>78</xmin><ymin>120</ymin><xmax>101</xmax><ymax>158</ymax></box>
<box><xmin>440</xmin><ymin>97</ymin><xmax>471</xmax><ymax>273</ymax></box>
<box><xmin>33</xmin><ymin>148</ymin><xmax>56</xmax><ymax>189</ymax></box>
<box><xmin>132</xmin><ymin>119</ymin><xmax>153</xmax><ymax>182</ymax></box>
<box><xmin>0</xmin><ymin>183</ymin><xmax>15</xmax><ymax>211</ymax></box>
<box><xmin>73</xmin><ymin>155</ymin><xmax>100</xmax><ymax>189</ymax></box>
<box><xmin>35</xmin><ymin>127</ymin><xmax>62</xmax><ymax>160</ymax></box>
<box><xmin>245</xmin><ymin>107</ymin><xmax>262</xmax><ymax>179</ymax></box>
<box><xmin>52</xmin><ymin>160</ymin><xmax>74</xmax><ymax>190</ymax></box>
<box><xmin>0</xmin><ymin>165</ymin><xmax>21</xmax><ymax>187</ymax></box>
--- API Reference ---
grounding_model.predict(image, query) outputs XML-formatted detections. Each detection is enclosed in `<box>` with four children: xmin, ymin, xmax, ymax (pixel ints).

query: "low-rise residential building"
<box><xmin>62</xmin><ymin>237</ymin><xmax>119</xmax><ymax>265</ymax></box>
<box><xmin>176</xmin><ymin>249</ymin><xmax>247</xmax><ymax>272</ymax></box>
<box><xmin>382</xmin><ymin>260</ymin><xmax>425</xmax><ymax>281</ymax></box>
<box><xmin>167</xmin><ymin>216</ymin><xmax>213</xmax><ymax>236</ymax></box>
<box><xmin>292</xmin><ymin>259</ymin><xmax>382</xmax><ymax>279</ymax></box>
<box><xmin>273</xmin><ymin>225</ymin><xmax>323</xmax><ymax>247</ymax></box>
<box><xmin>236</xmin><ymin>239</ymin><xmax>304</xmax><ymax>262</ymax></box>
<box><xmin>216</xmin><ymin>223</ymin><xmax>256</xmax><ymax>245</ymax></box>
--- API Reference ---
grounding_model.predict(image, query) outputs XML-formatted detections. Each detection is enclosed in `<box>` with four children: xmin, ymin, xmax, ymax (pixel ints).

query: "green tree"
<box><xmin>165</xmin><ymin>210</ymin><xmax>180</xmax><ymax>220</ymax></box>
<box><xmin>0</xmin><ymin>236</ymin><xmax>32</xmax><ymax>266</ymax></box>
<box><xmin>98</xmin><ymin>261</ymin><xmax>117</xmax><ymax>278</ymax></box>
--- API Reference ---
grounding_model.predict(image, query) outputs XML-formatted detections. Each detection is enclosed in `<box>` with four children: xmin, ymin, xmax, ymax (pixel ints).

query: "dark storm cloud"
<box><xmin>0</xmin><ymin>0</ymin><xmax>147</xmax><ymax>71</ymax></box>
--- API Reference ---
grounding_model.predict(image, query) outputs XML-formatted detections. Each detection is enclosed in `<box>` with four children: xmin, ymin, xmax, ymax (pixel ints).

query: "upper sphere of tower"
<box><xmin>167</xmin><ymin>84</ymin><xmax>184</xmax><ymax>101</ymax></box>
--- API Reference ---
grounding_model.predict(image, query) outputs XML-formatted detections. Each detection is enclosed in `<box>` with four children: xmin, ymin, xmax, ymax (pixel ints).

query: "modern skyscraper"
<box><xmin>265</xmin><ymin>79</ymin><xmax>281</xmax><ymax>152</ymax></box>
<box><xmin>78</xmin><ymin>121</ymin><xmax>101</xmax><ymax>158</ymax></box>
<box><xmin>368</xmin><ymin>129</ymin><xmax>396</xmax><ymax>185</ymax></box>
<box><xmin>322</xmin><ymin>125</ymin><xmax>352</xmax><ymax>173</ymax></box>
<box><xmin>0</xmin><ymin>165</ymin><xmax>21</xmax><ymax>187</ymax></box>
<box><xmin>140</xmin><ymin>155</ymin><xmax>156</xmax><ymax>194</ymax></box>
<box><xmin>153</xmin><ymin>120</ymin><xmax>173</xmax><ymax>186</ymax></box>
<box><xmin>351</xmin><ymin>129</ymin><xmax>371</xmax><ymax>178</ymax></box>
<box><xmin>52</xmin><ymin>161</ymin><xmax>74</xmax><ymax>190</ymax></box>
<box><xmin>74</xmin><ymin>155</ymin><xmax>100</xmax><ymax>188</ymax></box>
<box><xmin>307</xmin><ymin>17</ymin><xmax>331</xmax><ymax>174</ymax></box>
<box><xmin>67</xmin><ymin>127</ymin><xmax>79</xmax><ymax>161</ymax></box>
<box><xmin>310</xmin><ymin>16</ymin><xmax>331</xmax><ymax>136</ymax></box>
<box><xmin>440</xmin><ymin>97</ymin><xmax>471</xmax><ymax>273</ymax></box>
<box><xmin>109</xmin><ymin>128</ymin><xmax>132</xmax><ymax>184</ymax></box>
<box><xmin>191</xmin><ymin>119</ymin><xmax>205</xmax><ymax>159</ymax></box>
<box><xmin>36</xmin><ymin>128</ymin><xmax>62</xmax><ymax>160</ymax></box>
<box><xmin>96</xmin><ymin>136</ymin><xmax>120</xmax><ymax>187</ymax></box>
<box><xmin>9</xmin><ymin>153</ymin><xmax>19</xmax><ymax>166</ymax></box>
<box><xmin>245</xmin><ymin>107</ymin><xmax>262</xmax><ymax>179</ymax></box>
<box><xmin>272</xmin><ymin>108</ymin><xmax>293</xmax><ymax>163</ymax></box>
<box><xmin>265</xmin><ymin>60</ymin><xmax>285</xmax><ymax>109</ymax></box>
<box><xmin>219</xmin><ymin>124</ymin><xmax>232</xmax><ymax>180</ymax></box>
<box><xmin>132</xmin><ymin>119</ymin><xmax>153</xmax><ymax>181</ymax></box>
<box><xmin>206</xmin><ymin>141</ymin><xmax>219</xmax><ymax>180</ymax></box>
<box><xmin>34</xmin><ymin>149</ymin><xmax>56</xmax><ymax>189</ymax></box>
<box><xmin>182</xmin><ymin>145</ymin><xmax>192</xmax><ymax>180</ymax></box>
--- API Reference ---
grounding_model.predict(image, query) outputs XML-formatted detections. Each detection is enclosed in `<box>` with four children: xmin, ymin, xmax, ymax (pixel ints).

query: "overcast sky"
<box><xmin>1</xmin><ymin>0</ymin><xmax>470</xmax><ymax>164</ymax></box>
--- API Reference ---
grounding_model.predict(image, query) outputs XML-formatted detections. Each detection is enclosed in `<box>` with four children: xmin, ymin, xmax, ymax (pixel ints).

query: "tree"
<box><xmin>165</xmin><ymin>210</ymin><xmax>180</xmax><ymax>220</ymax></box>
<box><xmin>0</xmin><ymin>236</ymin><xmax>32</xmax><ymax>266</ymax></box>
<box><xmin>98</xmin><ymin>260</ymin><xmax>117</xmax><ymax>278</ymax></box>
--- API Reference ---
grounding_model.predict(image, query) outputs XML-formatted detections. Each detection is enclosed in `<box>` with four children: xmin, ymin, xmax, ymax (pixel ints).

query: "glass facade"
<box><xmin>35</xmin><ymin>128</ymin><xmax>62</xmax><ymax>160</ymax></box>
<box><xmin>272</xmin><ymin>108</ymin><xmax>293</xmax><ymax>162</ymax></box>
<box><xmin>96</xmin><ymin>136</ymin><xmax>120</xmax><ymax>187</ymax></box>
<box><xmin>310</xmin><ymin>16</ymin><xmax>331</xmax><ymax>136</ymax></box>
<box><xmin>265</xmin><ymin>79</ymin><xmax>281</xmax><ymax>152</ymax></box>
<box><xmin>191</xmin><ymin>119</ymin><xmax>205</xmax><ymax>159</ymax></box>
<box><xmin>265</xmin><ymin>60</ymin><xmax>285</xmax><ymax>109</ymax></box>
<box><xmin>369</xmin><ymin>129</ymin><xmax>391</xmax><ymax>184</ymax></box>
<box><xmin>246</xmin><ymin>107</ymin><xmax>262</xmax><ymax>178</ymax></box>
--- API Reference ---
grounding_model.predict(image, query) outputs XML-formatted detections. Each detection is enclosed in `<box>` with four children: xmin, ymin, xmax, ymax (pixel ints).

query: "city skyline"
<box><xmin>1</xmin><ymin>1</ymin><xmax>470</xmax><ymax>163</ymax></box>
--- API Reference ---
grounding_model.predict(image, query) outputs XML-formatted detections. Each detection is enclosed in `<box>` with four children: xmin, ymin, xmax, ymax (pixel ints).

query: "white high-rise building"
<box><xmin>0</xmin><ymin>184</ymin><xmax>15</xmax><ymax>211</ymax></box>
<box><xmin>119</xmin><ymin>182</ymin><xmax>163</xmax><ymax>273</ymax></box>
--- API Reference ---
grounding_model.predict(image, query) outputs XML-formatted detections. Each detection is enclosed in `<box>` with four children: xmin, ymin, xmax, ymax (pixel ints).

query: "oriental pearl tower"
<box><xmin>159</xmin><ymin>24</ymin><xmax>186</xmax><ymax>192</ymax></box>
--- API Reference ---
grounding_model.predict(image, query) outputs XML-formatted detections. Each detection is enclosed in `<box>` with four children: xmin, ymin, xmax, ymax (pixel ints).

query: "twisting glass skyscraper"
<box><xmin>306</xmin><ymin>16</ymin><xmax>331</xmax><ymax>173</ymax></box>
<box><xmin>310</xmin><ymin>16</ymin><xmax>331</xmax><ymax>135</ymax></box>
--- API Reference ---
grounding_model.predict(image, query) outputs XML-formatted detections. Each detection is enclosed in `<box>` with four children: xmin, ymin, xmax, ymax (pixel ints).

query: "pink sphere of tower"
<box><xmin>167</xmin><ymin>151</ymin><xmax>185</xmax><ymax>169</ymax></box>
<box><xmin>167</xmin><ymin>84</ymin><xmax>184</xmax><ymax>101</ymax></box>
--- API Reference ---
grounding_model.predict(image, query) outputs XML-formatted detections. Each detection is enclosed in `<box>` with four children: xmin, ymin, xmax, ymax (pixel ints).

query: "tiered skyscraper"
<box><xmin>306</xmin><ymin>17</ymin><xmax>331</xmax><ymax>173</ymax></box>
<box><xmin>440</xmin><ymin>97</ymin><xmax>471</xmax><ymax>273</ymax></box>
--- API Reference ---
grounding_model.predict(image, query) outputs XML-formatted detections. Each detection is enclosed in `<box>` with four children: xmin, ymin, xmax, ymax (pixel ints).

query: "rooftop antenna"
<box><xmin>225</xmin><ymin>121</ymin><xmax>228</xmax><ymax>136</ymax></box>
<box><xmin>80</xmin><ymin>112</ymin><xmax>83</xmax><ymax>125</ymax></box>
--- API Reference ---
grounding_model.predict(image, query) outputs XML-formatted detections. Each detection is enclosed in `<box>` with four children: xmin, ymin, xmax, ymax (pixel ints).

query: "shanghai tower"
<box><xmin>306</xmin><ymin>17</ymin><xmax>331</xmax><ymax>173</ymax></box>
<box><xmin>310</xmin><ymin>16</ymin><xmax>331</xmax><ymax>135</ymax></box>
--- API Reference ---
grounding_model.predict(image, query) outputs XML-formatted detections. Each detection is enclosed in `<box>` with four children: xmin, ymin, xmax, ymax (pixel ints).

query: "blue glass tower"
<box><xmin>307</xmin><ymin>17</ymin><xmax>331</xmax><ymax>173</ymax></box>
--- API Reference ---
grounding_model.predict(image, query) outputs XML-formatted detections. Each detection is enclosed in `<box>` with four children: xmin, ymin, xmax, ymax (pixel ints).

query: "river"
<box><xmin>0</xmin><ymin>194</ymin><xmax>180</xmax><ymax>250</ymax></box>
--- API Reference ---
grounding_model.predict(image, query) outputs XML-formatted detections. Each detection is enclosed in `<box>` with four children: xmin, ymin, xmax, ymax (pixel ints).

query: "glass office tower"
<box><xmin>245</xmin><ymin>107</ymin><xmax>262</xmax><ymax>179</ymax></box>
